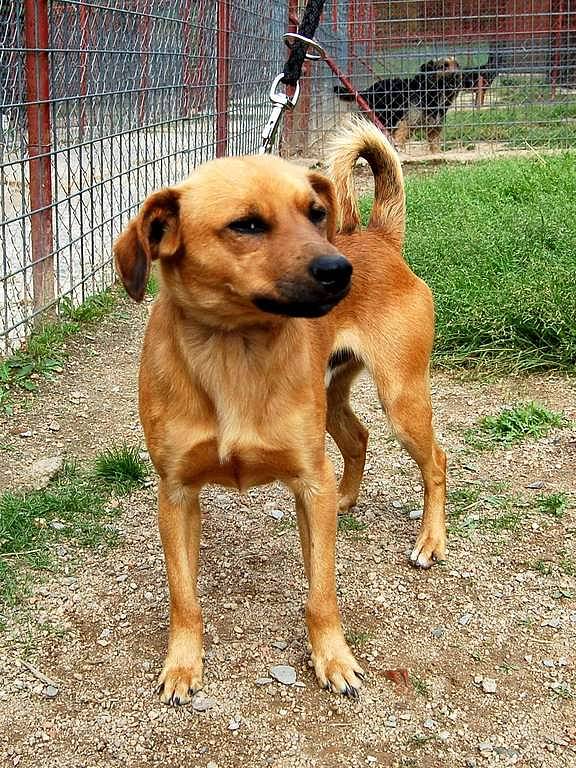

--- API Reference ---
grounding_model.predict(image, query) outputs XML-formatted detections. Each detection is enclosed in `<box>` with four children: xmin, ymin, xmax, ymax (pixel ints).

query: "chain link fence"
<box><xmin>1</xmin><ymin>0</ymin><xmax>575</xmax><ymax>353</ymax></box>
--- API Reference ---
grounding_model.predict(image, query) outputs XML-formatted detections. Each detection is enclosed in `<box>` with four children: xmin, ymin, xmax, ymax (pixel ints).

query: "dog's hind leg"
<box><xmin>326</xmin><ymin>359</ymin><xmax>368</xmax><ymax>513</ymax></box>
<box><xmin>362</xmin><ymin>306</ymin><xmax>446</xmax><ymax>568</ymax></box>
<box><xmin>156</xmin><ymin>480</ymin><xmax>204</xmax><ymax>704</ymax></box>
<box><xmin>373</xmin><ymin>365</ymin><xmax>446</xmax><ymax>568</ymax></box>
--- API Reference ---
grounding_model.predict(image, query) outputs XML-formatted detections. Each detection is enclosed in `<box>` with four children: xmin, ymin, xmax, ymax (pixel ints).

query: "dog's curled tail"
<box><xmin>327</xmin><ymin>116</ymin><xmax>405</xmax><ymax>241</ymax></box>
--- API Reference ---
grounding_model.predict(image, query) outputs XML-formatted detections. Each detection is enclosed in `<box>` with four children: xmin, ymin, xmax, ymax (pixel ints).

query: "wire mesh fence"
<box><xmin>1</xmin><ymin>0</ymin><xmax>575</xmax><ymax>354</ymax></box>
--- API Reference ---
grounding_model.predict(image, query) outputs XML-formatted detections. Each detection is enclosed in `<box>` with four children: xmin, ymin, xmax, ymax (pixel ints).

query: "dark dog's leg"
<box><xmin>156</xmin><ymin>480</ymin><xmax>204</xmax><ymax>704</ymax></box>
<box><xmin>426</xmin><ymin>125</ymin><xmax>442</xmax><ymax>153</ymax></box>
<box><xmin>326</xmin><ymin>359</ymin><xmax>368</xmax><ymax>512</ymax></box>
<box><xmin>393</xmin><ymin>118</ymin><xmax>411</xmax><ymax>150</ymax></box>
<box><xmin>293</xmin><ymin>459</ymin><xmax>364</xmax><ymax>695</ymax></box>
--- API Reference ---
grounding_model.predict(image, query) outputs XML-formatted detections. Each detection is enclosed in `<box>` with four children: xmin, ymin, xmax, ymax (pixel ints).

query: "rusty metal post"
<box><xmin>24</xmin><ymin>0</ymin><xmax>55</xmax><ymax>318</ymax></box>
<box><xmin>79</xmin><ymin>0</ymin><xmax>89</xmax><ymax>136</ymax></box>
<box><xmin>139</xmin><ymin>0</ymin><xmax>151</xmax><ymax>124</ymax></box>
<box><xmin>216</xmin><ymin>0</ymin><xmax>230</xmax><ymax>157</ymax></box>
<box><xmin>550</xmin><ymin>0</ymin><xmax>566</xmax><ymax>98</ymax></box>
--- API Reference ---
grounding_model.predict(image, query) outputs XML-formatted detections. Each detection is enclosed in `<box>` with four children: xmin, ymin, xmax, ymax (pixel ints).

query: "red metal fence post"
<box><xmin>550</xmin><ymin>0</ymin><xmax>566</xmax><ymax>98</ymax></box>
<box><xmin>216</xmin><ymin>0</ymin><xmax>230</xmax><ymax>157</ymax></box>
<box><xmin>79</xmin><ymin>0</ymin><xmax>89</xmax><ymax>136</ymax></box>
<box><xmin>139</xmin><ymin>0</ymin><xmax>151</xmax><ymax>124</ymax></box>
<box><xmin>24</xmin><ymin>0</ymin><xmax>55</xmax><ymax>318</ymax></box>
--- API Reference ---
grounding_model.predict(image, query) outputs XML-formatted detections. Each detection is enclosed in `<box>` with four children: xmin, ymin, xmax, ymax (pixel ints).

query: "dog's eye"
<box><xmin>228</xmin><ymin>216</ymin><xmax>268</xmax><ymax>235</ymax></box>
<box><xmin>309</xmin><ymin>206</ymin><xmax>327</xmax><ymax>225</ymax></box>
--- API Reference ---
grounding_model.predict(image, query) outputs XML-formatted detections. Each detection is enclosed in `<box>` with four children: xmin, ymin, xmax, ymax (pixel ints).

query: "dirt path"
<box><xmin>1</xmin><ymin>298</ymin><xmax>575</xmax><ymax>768</ymax></box>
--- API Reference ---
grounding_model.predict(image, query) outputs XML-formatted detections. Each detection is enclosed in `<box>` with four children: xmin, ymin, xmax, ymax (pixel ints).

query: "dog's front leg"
<box><xmin>294</xmin><ymin>459</ymin><xmax>364</xmax><ymax>696</ymax></box>
<box><xmin>156</xmin><ymin>480</ymin><xmax>204</xmax><ymax>705</ymax></box>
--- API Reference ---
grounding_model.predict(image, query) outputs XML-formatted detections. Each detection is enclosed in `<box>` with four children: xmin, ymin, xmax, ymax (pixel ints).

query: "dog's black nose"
<box><xmin>308</xmin><ymin>255</ymin><xmax>352</xmax><ymax>293</ymax></box>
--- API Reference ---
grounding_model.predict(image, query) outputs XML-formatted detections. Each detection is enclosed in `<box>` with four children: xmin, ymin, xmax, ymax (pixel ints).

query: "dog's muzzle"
<box><xmin>252</xmin><ymin>254</ymin><xmax>353</xmax><ymax>319</ymax></box>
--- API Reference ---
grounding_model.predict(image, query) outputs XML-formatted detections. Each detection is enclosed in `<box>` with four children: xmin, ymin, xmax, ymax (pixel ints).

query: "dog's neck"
<box><xmin>167</xmin><ymin>305</ymin><xmax>316</xmax><ymax>462</ymax></box>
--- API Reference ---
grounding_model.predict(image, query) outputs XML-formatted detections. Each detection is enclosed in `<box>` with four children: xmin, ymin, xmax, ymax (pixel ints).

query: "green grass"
<box><xmin>536</xmin><ymin>492</ymin><xmax>570</xmax><ymax>519</ymax></box>
<box><xmin>60</xmin><ymin>289</ymin><xmax>117</xmax><ymax>323</ymax></box>
<box><xmin>337</xmin><ymin>514</ymin><xmax>367</xmax><ymax>533</ymax></box>
<box><xmin>0</xmin><ymin>287</ymin><xmax>118</xmax><ymax>414</ymax></box>
<box><xmin>465</xmin><ymin>402</ymin><xmax>568</xmax><ymax>449</ymax></box>
<box><xmin>392</xmin><ymin>155</ymin><xmax>576</xmax><ymax>372</ymax></box>
<box><xmin>0</xmin><ymin>445</ymin><xmax>147</xmax><ymax>609</ymax></box>
<box><xmin>93</xmin><ymin>444</ymin><xmax>147</xmax><ymax>493</ymax></box>
<box><xmin>444</xmin><ymin>102</ymin><xmax>576</xmax><ymax>148</ymax></box>
<box><xmin>409</xmin><ymin>673</ymin><xmax>431</xmax><ymax>697</ymax></box>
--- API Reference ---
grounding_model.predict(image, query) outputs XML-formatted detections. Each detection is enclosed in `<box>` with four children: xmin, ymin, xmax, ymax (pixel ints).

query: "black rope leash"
<box><xmin>282</xmin><ymin>0</ymin><xmax>326</xmax><ymax>86</ymax></box>
<box><xmin>259</xmin><ymin>0</ymin><xmax>327</xmax><ymax>154</ymax></box>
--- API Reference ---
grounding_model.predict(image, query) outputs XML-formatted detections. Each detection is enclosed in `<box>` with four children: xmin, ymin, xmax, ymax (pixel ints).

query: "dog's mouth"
<box><xmin>252</xmin><ymin>283</ymin><xmax>350</xmax><ymax>319</ymax></box>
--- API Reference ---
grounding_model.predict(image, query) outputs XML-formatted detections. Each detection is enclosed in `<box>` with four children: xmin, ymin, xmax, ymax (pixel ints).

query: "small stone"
<box><xmin>478</xmin><ymin>741</ymin><xmax>493</xmax><ymax>753</ymax></box>
<box><xmin>367</xmin><ymin>758</ymin><xmax>377</xmax><ymax>765</ymax></box>
<box><xmin>207</xmin><ymin>763</ymin><xmax>218</xmax><ymax>768</ymax></box>
<box><xmin>423</xmin><ymin>718</ymin><xmax>436</xmax><ymax>729</ymax></box>
<box><xmin>542</xmin><ymin>659</ymin><xmax>555</xmax><ymax>668</ymax></box>
<box><xmin>392</xmin><ymin>500</ymin><xmax>402</xmax><ymax>509</ymax></box>
<box><xmin>228</xmin><ymin>718</ymin><xmax>240</xmax><ymax>731</ymax></box>
<box><xmin>270</xmin><ymin>665</ymin><xmax>297</xmax><ymax>685</ymax></box>
<box><xmin>459</xmin><ymin>613</ymin><xmax>473</xmax><ymax>626</ymax></box>
<box><xmin>271</xmin><ymin>640</ymin><xmax>288</xmax><ymax>650</ymax></box>
<box><xmin>439</xmin><ymin>730</ymin><xmax>450</xmax><ymax>741</ymax></box>
<box><xmin>26</xmin><ymin>456</ymin><xmax>64</xmax><ymax>490</ymax></box>
<box><xmin>525</xmin><ymin>481</ymin><xmax>544</xmax><ymax>489</ymax></box>
<box><xmin>409</xmin><ymin>509</ymin><xmax>422</xmax><ymax>520</ymax></box>
<box><xmin>481</xmin><ymin>678</ymin><xmax>497</xmax><ymax>694</ymax></box>
<box><xmin>192</xmin><ymin>696</ymin><xmax>215</xmax><ymax>712</ymax></box>
<box><xmin>255</xmin><ymin>678</ymin><xmax>273</xmax><ymax>686</ymax></box>
<box><xmin>148</xmin><ymin>709</ymin><xmax>160</xmax><ymax>720</ymax></box>
<box><xmin>432</xmin><ymin>626</ymin><xmax>445</xmax><ymax>638</ymax></box>
<box><xmin>47</xmin><ymin>422</ymin><xmax>60</xmax><ymax>432</ymax></box>
<box><xmin>19</xmin><ymin>431</ymin><xmax>33</xmax><ymax>438</ymax></box>
<box><xmin>44</xmin><ymin>685</ymin><xmax>58</xmax><ymax>698</ymax></box>
<box><xmin>50</xmin><ymin>521</ymin><xmax>65</xmax><ymax>531</ymax></box>
<box><xmin>267</xmin><ymin>509</ymin><xmax>284</xmax><ymax>521</ymax></box>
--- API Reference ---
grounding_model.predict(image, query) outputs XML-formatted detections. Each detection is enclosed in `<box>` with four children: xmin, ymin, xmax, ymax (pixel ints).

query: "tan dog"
<box><xmin>114</xmin><ymin>117</ymin><xmax>446</xmax><ymax>705</ymax></box>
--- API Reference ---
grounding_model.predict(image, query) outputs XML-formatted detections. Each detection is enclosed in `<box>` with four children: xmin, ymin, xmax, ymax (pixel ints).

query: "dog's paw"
<box><xmin>157</xmin><ymin>656</ymin><xmax>203</xmax><ymax>706</ymax></box>
<box><xmin>312</xmin><ymin>641</ymin><xmax>365</xmax><ymax>698</ymax></box>
<box><xmin>410</xmin><ymin>528</ymin><xmax>446</xmax><ymax>569</ymax></box>
<box><xmin>337</xmin><ymin>494</ymin><xmax>357</xmax><ymax>514</ymax></box>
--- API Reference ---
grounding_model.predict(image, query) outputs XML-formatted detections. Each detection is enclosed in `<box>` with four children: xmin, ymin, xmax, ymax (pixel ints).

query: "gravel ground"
<box><xmin>0</xmin><ymin>297</ymin><xmax>575</xmax><ymax>768</ymax></box>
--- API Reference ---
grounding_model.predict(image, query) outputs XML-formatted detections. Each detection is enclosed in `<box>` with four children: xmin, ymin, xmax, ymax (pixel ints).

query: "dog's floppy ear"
<box><xmin>114</xmin><ymin>188</ymin><xmax>181</xmax><ymax>302</ymax></box>
<box><xmin>308</xmin><ymin>171</ymin><xmax>338</xmax><ymax>243</ymax></box>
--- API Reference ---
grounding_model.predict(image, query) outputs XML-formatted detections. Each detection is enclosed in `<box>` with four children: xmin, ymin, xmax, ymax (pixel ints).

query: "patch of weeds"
<box><xmin>409</xmin><ymin>673</ymin><xmax>430</xmax><ymax>697</ymax></box>
<box><xmin>530</xmin><ymin>559</ymin><xmax>553</xmax><ymax>576</ymax></box>
<box><xmin>0</xmin><ymin>456</ymin><xmax>132</xmax><ymax>606</ymax></box>
<box><xmin>559</xmin><ymin>556</ymin><xmax>576</xmax><ymax>577</ymax></box>
<box><xmin>409</xmin><ymin>733</ymin><xmax>434</xmax><ymax>747</ymax></box>
<box><xmin>448</xmin><ymin>486</ymin><xmax>481</xmax><ymax>521</ymax></box>
<box><xmin>551</xmin><ymin>682</ymin><xmax>575</xmax><ymax>701</ymax></box>
<box><xmin>465</xmin><ymin>402</ymin><xmax>568</xmax><ymax>449</ymax></box>
<box><xmin>60</xmin><ymin>288</ymin><xmax>116</xmax><ymax>323</ymax></box>
<box><xmin>146</xmin><ymin>272</ymin><xmax>160</xmax><ymax>297</ymax></box>
<box><xmin>337</xmin><ymin>514</ymin><xmax>367</xmax><ymax>533</ymax></box>
<box><xmin>346</xmin><ymin>630</ymin><xmax>370</xmax><ymax>648</ymax></box>
<box><xmin>536</xmin><ymin>492</ymin><xmax>569</xmax><ymax>519</ymax></box>
<box><xmin>93</xmin><ymin>444</ymin><xmax>147</xmax><ymax>493</ymax></box>
<box><xmin>0</xmin><ymin>287</ymin><xmax>118</xmax><ymax>414</ymax></box>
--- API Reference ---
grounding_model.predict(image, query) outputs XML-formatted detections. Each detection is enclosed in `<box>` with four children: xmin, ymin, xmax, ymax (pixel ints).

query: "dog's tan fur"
<box><xmin>114</xmin><ymin>116</ymin><xmax>446</xmax><ymax>705</ymax></box>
